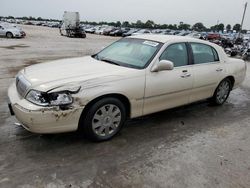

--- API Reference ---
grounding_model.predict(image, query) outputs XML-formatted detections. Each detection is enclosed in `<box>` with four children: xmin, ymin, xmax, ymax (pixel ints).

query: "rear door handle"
<box><xmin>216</xmin><ymin>68</ymin><xmax>223</xmax><ymax>72</ymax></box>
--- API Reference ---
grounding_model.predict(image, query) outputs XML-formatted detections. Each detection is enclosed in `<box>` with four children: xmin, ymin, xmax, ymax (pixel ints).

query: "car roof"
<box><xmin>128</xmin><ymin>34</ymin><xmax>210</xmax><ymax>44</ymax></box>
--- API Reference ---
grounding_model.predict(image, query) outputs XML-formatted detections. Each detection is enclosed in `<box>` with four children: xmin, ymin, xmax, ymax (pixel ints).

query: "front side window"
<box><xmin>190</xmin><ymin>43</ymin><xmax>219</xmax><ymax>64</ymax></box>
<box><xmin>94</xmin><ymin>38</ymin><xmax>162</xmax><ymax>69</ymax></box>
<box><xmin>159</xmin><ymin>43</ymin><xmax>188</xmax><ymax>67</ymax></box>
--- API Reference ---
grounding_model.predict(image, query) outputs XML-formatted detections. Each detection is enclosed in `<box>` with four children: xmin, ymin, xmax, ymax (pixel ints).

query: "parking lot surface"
<box><xmin>0</xmin><ymin>25</ymin><xmax>250</xmax><ymax>188</ymax></box>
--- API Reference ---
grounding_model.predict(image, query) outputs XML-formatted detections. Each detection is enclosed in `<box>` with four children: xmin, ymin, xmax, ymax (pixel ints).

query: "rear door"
<box><xmin>144</xmin><ymin>43</ymin><xmax>194</xmax><ymax>115</ymax></box>
<box><xmin>188</xmin><ymin>43</ymin><xmax>226</xmax><ymax>102</ymax></box>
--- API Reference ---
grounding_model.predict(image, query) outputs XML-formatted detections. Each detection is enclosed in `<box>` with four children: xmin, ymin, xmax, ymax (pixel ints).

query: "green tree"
<box><xmin>192</xmin><ymin>22</ymin><xmax>206</xmax><ymax>31</ymax></box>
<box><xmin>168</xmin><ymin>24</ymin><xmax>178</xmax><ymax>30</ymax></box>
<box><xmin>210</xmin><ymin>25</ymin><xmax>216</xmax><ymax>31</ymax></box>
<box><xmin>28</xmin><ymin>16</ymin><xmax>36</xmax><ymax>20</ymax></box>
<box><xmin>37</xmin><ymin>17</ymin><xmax>43</xmax><ymax>21</ymax></box>
<box><xmin>217</xmin><ymin>23</ymin><xmax>224</xmax><ymax>31</ymax></box>
<box><xmin>7</xmin><ymin>16</ymin><xmax>14</xmax><ymax>19</ymax></box>
<box><xmin>115</xmin><ymin>21</ymin><xmax>121</xmax><ymax>27</ymax></box>
<box><xmin>135</xmin><ymin>20</ymin><xmax>144</xmax><ymax>28</ymax></box>
<box><xmin>145</xmin><ymin>20</ymin><xmax>155</xmax><ymax>28</ymax></box>
<box><xmin>178</xmin><ymin>23</ymin><xmax>190</xmax><ymax>30</ymax></box>
<box><xmin>122</xmin><ymin>21</ymin><xmax>130</xmax><ymax>28</ymax></box>
<box><xmin>108</xmin><ymin>22</ymin><xmax>116</xmax><ymax>27</ymax></box>
<box><xmin>233</xmin><ymin>24</ymin><xmax>241</xmax><ymax>32</ymax></box>
<box><xmin>226</xmin><ymin>24</ymin><xmax>231</xmax><ymax>31</ymax></box>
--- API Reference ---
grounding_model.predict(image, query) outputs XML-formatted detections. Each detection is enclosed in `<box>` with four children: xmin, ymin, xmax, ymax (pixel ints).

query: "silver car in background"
<box><xmin>0</xmin><ymin>22</ymin><xmax>26</xmax><ymax>38</ymax></box>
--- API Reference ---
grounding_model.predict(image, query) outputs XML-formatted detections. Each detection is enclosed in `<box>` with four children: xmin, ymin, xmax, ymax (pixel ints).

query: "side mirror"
<box><xmin>151</xmin><ymin>60</ymin><xmax>174</xmax><ymax>72</ymax></box>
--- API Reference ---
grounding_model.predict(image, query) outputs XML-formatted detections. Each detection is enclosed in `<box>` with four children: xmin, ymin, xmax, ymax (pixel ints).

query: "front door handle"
<box><xmin>216</xmin><ymin>68</ymin><xmax>223</xmax><ymax>72</ymax></box>
<box><xmin>181</xmin><ymin>74</ymin><xmax>191</xmax><ymax>78</ymax></box>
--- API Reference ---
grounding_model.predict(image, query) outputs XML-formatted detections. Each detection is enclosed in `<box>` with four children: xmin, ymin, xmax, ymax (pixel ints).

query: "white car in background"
<box><xmin>187</xmin><ymin>32</ymin><xmax>202</xmax><ymax>39</ymax></box>
<box><xmin>95</xmin><ymin>27</ymin><xmax>105</xmax><ymax>35</ymax></box>
<box><xmin>8</xmin><ymin>35</ymin><xmax>246</xmax><ymax>141</ymax></box>
<box><xmin>132</xmin><ymin>29</ymin><xmax>152</xmax><ymax>36</ymax></box>
<box><xmin>0</xmin><ymin>23</ymin><xmax>26</xmax><ymax>38</ymax></box>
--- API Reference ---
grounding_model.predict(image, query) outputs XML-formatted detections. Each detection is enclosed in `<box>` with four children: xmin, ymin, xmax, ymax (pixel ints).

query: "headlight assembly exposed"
<box><xmin>26</xmin><ymin>90</ymin><xmax>49</xmax><ymax>106</ymax></box>
<box><xmin>26</xmin><ymin>90</ymin><xmax>73</xmax><ymax>106</ymax></box>
<box><xmin>49</xmin><ymin>92</ymin><xmax>73</xmax><ymax>106</ymax></box>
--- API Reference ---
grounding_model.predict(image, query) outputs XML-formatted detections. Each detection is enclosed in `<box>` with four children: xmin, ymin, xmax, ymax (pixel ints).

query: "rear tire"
<box><xmin>6</xmin><ymin>32</ymin><xmax>13</xmax><ymax>39</ymax></box>
<box><xmin>210</xmin><ymin>78</ymin><xmax>232</xmax><ymax>105</ymax></box>
<box><xmin>79</xmin><ymin>98</ymin><xmax>127</xmax><ymax>141</ymax></box>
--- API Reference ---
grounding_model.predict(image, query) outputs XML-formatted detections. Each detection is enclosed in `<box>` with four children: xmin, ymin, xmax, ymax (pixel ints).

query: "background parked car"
<box><xmin>122</xmin><ymin>29</ymin><xmax>138</xmax><ymax>37</ymax></box>
<box><xmin>85</xmin><ymin>27</ymin><xmax>96</xmax><ymax>34</ymax></box>
<box><xmin>109</xmin><ymin>28</ymin><xmax>129</xmax><ymax>36</ymax></box>
<box><xmin>187</xmin><ymin>32</ymin><xmax>202</xmax><ymax>39</ymax></box>
<box><xmin>103</xmin><ymin>27</ymin><xmax>116</xmax><ymax>35</ymax></box>
<box><xmin>132</xmin><ymin>29</ymin><xmax>151</xmax><ymax>36</ymax></box>
<box><xmin>207</xmin><ymin>33</ymin><xmax>221</xmax><ymax>40</ymax></box>
<box><xmin>95</xmin><ymin>27</ymin><xmax>105</xmax><ymax>35</ymax></box>
<box><xmin>0</xmin><ymin>23</ymin><xmax>25</xmax><ymax>38</ymax></box>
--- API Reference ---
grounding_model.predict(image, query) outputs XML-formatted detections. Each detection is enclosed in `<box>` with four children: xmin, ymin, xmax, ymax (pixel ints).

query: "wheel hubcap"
<box><xmin>92</xmin><ymin>104</ymin><xmax>121</xmax><ymax>137</ymax></box>
<box><xmin>216</xmin><ymin>81</ymin><xmax>230</xmax><ymax>103</ymax></box>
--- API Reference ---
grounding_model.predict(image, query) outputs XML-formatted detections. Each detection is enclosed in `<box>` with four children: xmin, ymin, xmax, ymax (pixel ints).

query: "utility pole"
<box><xmin>216</xmin><ymin>20</ymin><xmax>219</xmax><ymax>32</ymax></box>
<box><xmin>238</xmin><ymin>2</ymin><xmax>248</xmax><ymax>38</ymax></box>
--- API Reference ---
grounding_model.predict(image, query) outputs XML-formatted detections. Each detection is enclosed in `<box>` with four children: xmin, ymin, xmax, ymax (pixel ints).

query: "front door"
<box><xmin>143</xmin><ymin>43</ymin><xmax>193</xmax><ymax>115</ymax></box>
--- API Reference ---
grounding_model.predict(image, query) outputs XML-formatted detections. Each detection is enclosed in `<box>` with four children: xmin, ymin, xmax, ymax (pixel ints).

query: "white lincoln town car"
<box><xmin>8</xmin><ymin>35</ymin><xmax>246</xmax><ymax>141</ymax></box>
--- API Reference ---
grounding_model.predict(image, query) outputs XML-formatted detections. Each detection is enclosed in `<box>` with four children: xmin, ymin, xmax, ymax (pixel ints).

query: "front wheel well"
<box><xmin>6</xmin><ymin>32</ymin><xmax>13</xmax><ymax>36</ymax></box>
<box><xmin>78</xmin><ymin>94</ymin><xmax>131</xmax><ymax>128</ymax></box>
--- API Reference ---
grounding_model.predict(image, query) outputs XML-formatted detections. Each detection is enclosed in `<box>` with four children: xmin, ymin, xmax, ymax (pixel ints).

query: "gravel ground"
<box><xmin>0</xmin><ymin>25</ymin><xmax>250</xmax><ymax>188</ymax></box>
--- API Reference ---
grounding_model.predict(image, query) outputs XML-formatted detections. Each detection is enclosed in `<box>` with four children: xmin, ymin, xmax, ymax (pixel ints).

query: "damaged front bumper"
<box><xmin>8</xmin><ymin>83</ymin><xmax>84</xmax><ymax>134</ymax></box>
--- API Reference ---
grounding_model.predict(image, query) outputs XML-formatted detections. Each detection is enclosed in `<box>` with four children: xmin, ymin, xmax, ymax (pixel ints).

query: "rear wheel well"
<box><xmin>78</xmin><ymin>94</ymin><xmax>131</xmax><ymax>129</ymax></box>
<box><xmin>225</xmin><ymin>76</ymin><xmax>235</xmax><ymax>89</ymax></box>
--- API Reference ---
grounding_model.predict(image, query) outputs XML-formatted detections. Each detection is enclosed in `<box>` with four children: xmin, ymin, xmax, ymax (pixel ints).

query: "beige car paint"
<box><xmin>8</xmin><ymin>35</ymin><xmax>247</xmax><ymax>134</ymax></box>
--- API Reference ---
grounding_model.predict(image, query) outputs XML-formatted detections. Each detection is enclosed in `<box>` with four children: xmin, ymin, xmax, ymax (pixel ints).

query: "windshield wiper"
<box><xmin>100</xmin><ymin>58</ymin><xmax>121</xmax><ymax>66</ymax></box>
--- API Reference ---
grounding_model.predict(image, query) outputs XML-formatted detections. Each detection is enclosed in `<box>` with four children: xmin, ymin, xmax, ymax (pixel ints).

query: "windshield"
<box><xmin>94</xmin><ymin>38</ymin><xmax>162</xmax><ymax>69</ymax></box>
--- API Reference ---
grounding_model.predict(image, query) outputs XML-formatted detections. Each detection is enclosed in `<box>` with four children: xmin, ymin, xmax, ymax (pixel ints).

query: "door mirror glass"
<box><xmin>151</xmin><ymin>60</ymin><xmax>174</xmax><ymax>72</ymax></box>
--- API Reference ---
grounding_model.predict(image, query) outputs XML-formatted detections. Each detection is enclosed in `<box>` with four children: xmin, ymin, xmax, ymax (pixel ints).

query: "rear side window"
<box><xmin>160</xmin><ymin>43</ymin><xmax>188</xmax><ymax>67</ymax></box>
<box><xmin>190</xmin><ymin>43</ymin><xmax>219</xmax><ymax>64</ymax></box>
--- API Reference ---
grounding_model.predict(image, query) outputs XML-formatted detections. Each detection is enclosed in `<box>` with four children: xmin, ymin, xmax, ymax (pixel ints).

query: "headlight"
<box><xmin>26</xmin><ymin>90</ymin><xmax>49</xmax><ymax>106</ymax></box>
<box><xmin>26</xmin><ymin>90</ymin><xmax>73</xmax><ymax>106</ymax></box>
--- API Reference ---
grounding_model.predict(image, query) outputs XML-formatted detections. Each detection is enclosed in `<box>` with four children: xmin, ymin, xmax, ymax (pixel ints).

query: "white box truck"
<box><xmin>59</xmin><ymin>11</ymin><xmax>86</xmax><ymax>38</ymax></box>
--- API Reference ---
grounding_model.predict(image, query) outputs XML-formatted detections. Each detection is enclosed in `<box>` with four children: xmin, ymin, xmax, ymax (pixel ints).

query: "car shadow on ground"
<box><xmin>12</xmin><ymin>95</ymin><xmax>249</xmax><ymax>154</ymax></box>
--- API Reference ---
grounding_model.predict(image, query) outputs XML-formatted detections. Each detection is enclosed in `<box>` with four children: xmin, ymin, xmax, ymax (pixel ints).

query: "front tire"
<box><xmin>80</xmin><ymin>98</ymin><xmax>127</xmax><ymax>141</ymax></box>
<box><xmin>210</xmin><ymin>78</ymin><xmax>232</xmax><ymax>105</ymax></box>
<box><xmin>6</xmin><ymin>32</ymin><xmax>13</xmax><ymax>39</ymax></box>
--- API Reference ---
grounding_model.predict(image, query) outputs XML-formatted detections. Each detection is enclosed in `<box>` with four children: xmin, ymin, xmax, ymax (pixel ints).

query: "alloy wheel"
<box><xmin>92</xmin><ymin>104</ymin><xmax>121</xmax><ymax>137</ymax></box>
<box><xmin>216</xmin><ymin>80</ymin><xmax>230</xmax><ymax>104</ymax></box>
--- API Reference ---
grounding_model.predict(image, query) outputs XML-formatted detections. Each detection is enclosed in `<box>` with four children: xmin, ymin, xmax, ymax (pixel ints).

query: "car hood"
<box><xmin>22</xmin><ymin>56</ymin><xmax>139</xmax><ymax>92</ymax></box>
